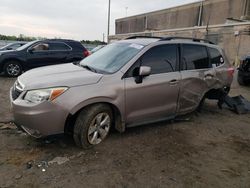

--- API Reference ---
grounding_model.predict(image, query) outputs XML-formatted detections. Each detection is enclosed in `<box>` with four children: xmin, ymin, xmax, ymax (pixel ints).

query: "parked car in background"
<box><xmin>91</xmin><ymin>45</ymin><xmax>106</xmax><ymax>53</ymax></box>
<box><xmin>10</xmin><ymin>36</ymin><xmax>233</xmax><ymax>149</ymax></box>
<box><xmin>238</xmin><ymin>55</ymin><xmax>250</xmax><ymax>85</ymax></box>
<box><xmin>0</xmin><ymin>42</ymin><xmax>26</xmax><ymax>51</ymax></box>
<box><xmin>0</xmin><ymin>39</ymin><xmax>89</xmax><ymax>76</ymax></box>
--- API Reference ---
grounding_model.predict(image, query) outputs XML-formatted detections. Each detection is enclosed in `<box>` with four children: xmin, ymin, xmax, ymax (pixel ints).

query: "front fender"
<box><xmin>69</xmin><ymin>96</ymin><xmax>124</xmax><ymax>118</ymax></box>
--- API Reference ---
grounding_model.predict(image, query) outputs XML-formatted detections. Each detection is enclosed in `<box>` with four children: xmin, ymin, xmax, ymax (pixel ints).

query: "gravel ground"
<box><xmin>0</xmin><ymin>73</ymin><xmax>250</xmax><ymax>188</ymax></box>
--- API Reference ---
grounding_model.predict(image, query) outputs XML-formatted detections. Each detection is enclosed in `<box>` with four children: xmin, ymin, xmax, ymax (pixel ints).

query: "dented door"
<box><xmin>178</xmin><ymin>44</ymin><xmax>217</xmax><ymax>114</ymax></box>
<box><xmin>178</xmin><ymin>69</ymin><xmax>216</xmax><ymax>114</ymax></box>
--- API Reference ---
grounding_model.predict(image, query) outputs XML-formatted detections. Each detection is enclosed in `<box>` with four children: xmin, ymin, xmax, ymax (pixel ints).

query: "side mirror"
<box><xmin>27</xmin><ymin>48</ymin><xmax>34</xmax><ymax>53</ymax></box>
<box><xmin>135</xmin><ymin>66</ymin><xmax>151</xmax><ymax>84</ymax></box>
<box><xmin>139</xmin><ymin>66</ymin><xmax>151</xmax><ymax>76</ymax></box>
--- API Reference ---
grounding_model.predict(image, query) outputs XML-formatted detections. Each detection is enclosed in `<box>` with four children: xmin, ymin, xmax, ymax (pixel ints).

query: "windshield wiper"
<box><xmin>81</xmin><ymin>64</ymin><xmax>97</xmax><ymax>73</ymax></box>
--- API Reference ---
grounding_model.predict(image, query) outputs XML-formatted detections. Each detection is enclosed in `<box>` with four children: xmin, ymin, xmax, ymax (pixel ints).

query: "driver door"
<box><xmin>124</xmin><ymin>44</ymin><xmax>181</xmax><ymax>125</ymax></box>
<box><xmin>26</xmin><ymin>42</ymin><xmax>53</xmax><ymax>69</ymax></box>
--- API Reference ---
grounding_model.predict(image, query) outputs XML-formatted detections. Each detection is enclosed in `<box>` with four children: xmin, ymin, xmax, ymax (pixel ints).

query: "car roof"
<box><xmin>118</xmin><ymin>38</ymin><xmax>160</xmax><ymax>46</ymax></box>
<box><xmin>118</xmin><ymin>36</ymin><xmax>216</xmax><ymax>47</ymax></box>
<box><xmin>42</xmin><ymin>39</ymin><xmax>77</xmax><ymax>42</ymax></box>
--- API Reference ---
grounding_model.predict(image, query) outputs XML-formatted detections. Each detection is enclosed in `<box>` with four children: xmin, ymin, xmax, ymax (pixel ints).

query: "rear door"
<box><xmin>124</xmin><ymin>44</ymin><xmax>181</xmax><ymax>125</ymax></box>
<box><xmin>46</xmin><ymin>42</ymin><xmax>71</xmax><ymax>65</ymax></box>
<box><xmin>26</xmin><ymin>42</ymin><xmax>52</xmax><ymax>68</ymax></box>
<box><xmin>178</xmin><ymin>44</ymin><xmax>216</xmax><ymax>114</ymax></box>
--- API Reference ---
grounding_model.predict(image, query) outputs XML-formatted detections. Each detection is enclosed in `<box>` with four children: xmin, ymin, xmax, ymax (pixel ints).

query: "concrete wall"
<box><xmin>116</xmin><ymin>0</ymin><xmax>250</xmax><ymax>34</ymax></box>
<box><xmin>110</xmin><ymin>22</ymin><xmax>250</xmax><ymax>65</ymax></box>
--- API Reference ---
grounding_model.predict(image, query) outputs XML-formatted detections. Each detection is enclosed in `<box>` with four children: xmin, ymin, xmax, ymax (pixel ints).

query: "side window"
<box><xmin>32</xmin><ymin>43</ymin><xmax>49</xmax><ymax>51</ymax></box>
<box><xmin>9</xmin><ymin>44</ymin><xmax>20</xmax><ymax>50</ymax></box>
<box><xmin>208</xmin><ymin>47</ymin><xmax>224</xmax><ymax>67</ymax></box>
<box><xmin>49</xmin><ymin>42</ymin><xmax>71</xmax><ymax>51</ymax></box>
<box><xmin>182</xmin><ymin>44</ymin><xmax>210</xmax><ymax>70</ymax></box>
<box><xmin>141</xmin><ymin>44</ymin><xmax>178</xmax><ymax>74</ymax></box>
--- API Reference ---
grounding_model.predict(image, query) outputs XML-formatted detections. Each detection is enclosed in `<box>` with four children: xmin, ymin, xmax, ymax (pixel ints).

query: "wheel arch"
<box><xmin>64</xmin><ymin>101</ymin><xmax>125</xmax><ymax>135</ymax></box>
<box><xmin>2</xmin><ymin>58</ymin><xmax>25</xmax><ymax>68</ymax></box>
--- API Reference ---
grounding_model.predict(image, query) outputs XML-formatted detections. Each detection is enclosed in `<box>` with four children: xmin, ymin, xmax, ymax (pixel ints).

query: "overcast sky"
<box><xmin>0</xmin><ymin>0</ymin><xmax>200</xmax><ymax>41</ymax></box>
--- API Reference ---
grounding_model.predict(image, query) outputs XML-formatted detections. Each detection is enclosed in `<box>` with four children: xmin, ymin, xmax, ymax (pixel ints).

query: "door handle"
<box><xmin>169</xmin><ymin>79</ymin><xmax>179</xmax><ymax>86</ymax></box>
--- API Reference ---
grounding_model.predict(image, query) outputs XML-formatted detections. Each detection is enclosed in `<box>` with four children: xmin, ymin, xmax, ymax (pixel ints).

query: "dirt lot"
<box><xmin>0</xmin><ymin>74</ymin><xmax>250</xmax><ymax>188</ymax></box>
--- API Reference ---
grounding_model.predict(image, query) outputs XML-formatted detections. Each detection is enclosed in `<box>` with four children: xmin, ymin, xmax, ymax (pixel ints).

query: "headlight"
<box><xmin>24</xmin><ymin>87</ymin><xmax>68</xmax><ymax>104</ymax></box>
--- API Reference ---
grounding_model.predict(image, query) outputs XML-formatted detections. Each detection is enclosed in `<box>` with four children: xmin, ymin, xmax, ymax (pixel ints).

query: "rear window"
<box><xmin>182</xmin><ymin>44</ymin><xmax>210</xmax><ymax>70</ymax></box>
<box><xmin>208</xmin><ymin>47</ymin><xmax>224</xmax><ymax>67</ymax></box>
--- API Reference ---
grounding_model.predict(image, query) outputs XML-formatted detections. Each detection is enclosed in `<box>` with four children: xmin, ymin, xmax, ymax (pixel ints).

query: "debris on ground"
<box><xmin>222</xmin><ymin>95</ymin><xmax>250</xmax><ymax>114</ymax></box>
<box><xmin>37</xmin><ymin>161</ymin><xmax>48</xmax><ymax>172</ymax></box>
<box><xmin>220</xmin><ymin>168</ymin><xmax>241</xmax><ymax>176</ymax></box>
<box><xmin>26</xmin><ymin>161</ymin><xmax>33</xmax><ymax>169</ymax></box>
<box><xmin>0</xmin><ymin>123</ymin><xmax>16</xmax><ymax>130</ymax></box>
<box><xmin>48</xmin><ymin>157</ymin><xmax>70</xmax><ymax>165</ymax></box>
<box><xmin>14</xmin><ymin>174</ymin><xmax>22</xmax><ymax>180</ymax></box>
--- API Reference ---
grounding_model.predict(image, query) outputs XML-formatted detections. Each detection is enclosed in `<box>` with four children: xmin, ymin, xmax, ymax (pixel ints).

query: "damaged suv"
<box><xmin>10</xmin><ymin>36</ymin><xmax>234</xmax><ymax>148</ymax></box>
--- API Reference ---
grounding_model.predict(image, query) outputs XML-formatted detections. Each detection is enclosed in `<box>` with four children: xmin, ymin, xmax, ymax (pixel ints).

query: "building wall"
<box><xmin>110</xmin><ymin>23</ymin><xmax>250</xmax><ymax>65</ymax></box>
<box><xmin>116</xmin><ymin>0</ymin><xmax>250</xmax><ymax>34</ymax></box>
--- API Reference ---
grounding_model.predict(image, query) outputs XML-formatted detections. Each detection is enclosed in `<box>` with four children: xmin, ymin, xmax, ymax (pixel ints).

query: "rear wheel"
<box><xmin>73</xmin><ymin>104</ymin><xmax>113</xmax><ymax>149</ymax></box>
<box><xmin>3</xmin><ymin>61</ymin><xmax>22</xmax><ymax>77</ymax></box>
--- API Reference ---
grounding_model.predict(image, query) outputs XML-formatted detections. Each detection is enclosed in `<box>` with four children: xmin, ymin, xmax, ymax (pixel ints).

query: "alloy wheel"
<box><xmin>87</xmin><ymin>112</ymin><xmax>111</xmax><ymax>145</ymax></box>
<box><xmin>6</xmin><ymin>63</ymin><xmax>21</xmax><ymax>76</ymax></box>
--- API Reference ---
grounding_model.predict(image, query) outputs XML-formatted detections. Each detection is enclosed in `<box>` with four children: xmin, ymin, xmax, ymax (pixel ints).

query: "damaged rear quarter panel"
<box><xmin>178</xmin><ymin>70</ymin><xmax>208</xmax><ymax>114</ymax></box>
<box><xmin>178</xmin><ymin>67</ymin><xmax>226</xmax><ymax>114</ymax></box>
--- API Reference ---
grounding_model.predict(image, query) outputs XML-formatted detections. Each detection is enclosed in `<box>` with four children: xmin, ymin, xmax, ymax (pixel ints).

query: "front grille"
<box><xmin>11</xmin><ymin>87</ymin><xmax>22</xmax><ymax>100</ymax></box>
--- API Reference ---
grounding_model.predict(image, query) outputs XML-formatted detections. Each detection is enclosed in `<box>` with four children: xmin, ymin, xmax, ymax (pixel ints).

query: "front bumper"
<box><xmin>11</xmin><ymin>92</ymin><xmax>69</xmax><ymax>137</ymax></box>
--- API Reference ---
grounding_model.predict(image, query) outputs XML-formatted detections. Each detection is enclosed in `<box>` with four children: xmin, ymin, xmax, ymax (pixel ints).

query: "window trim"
<box><xmin>122</xmin><ymin>43</ymin><xmax>180</xmax><ymax>79</ymax></box>
<box><xmin>27</xmin><ymin>41</ymin><xmax>72</xmax><ymax>53</ymax></box>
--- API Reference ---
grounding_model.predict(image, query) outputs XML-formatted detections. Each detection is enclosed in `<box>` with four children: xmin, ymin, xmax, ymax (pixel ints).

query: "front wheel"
<box><xmin>73</xmin><ymin>104</ymin><xmax>113</xmax><ymax>149</ymax></box>
<box><xmin>4</xmin><ymin>61</ymin><xmax>22</xmax><ymax>77</ymax></box>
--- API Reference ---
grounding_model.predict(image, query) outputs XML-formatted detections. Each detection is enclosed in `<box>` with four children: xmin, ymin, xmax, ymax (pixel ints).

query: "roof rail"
<box><xmin>160</xmin><ymin>37</ymin><xmax>214</xmax><ymax>44</ymax></box>
<box><xmin>125</xmin><ymin>36</ymin><xmax>163</xmax><ymax>40</ymax></box>
<box><xmin>124</xmin><ymin>35</ymin><xmax>214</xmax><ymax>44</ymax></box>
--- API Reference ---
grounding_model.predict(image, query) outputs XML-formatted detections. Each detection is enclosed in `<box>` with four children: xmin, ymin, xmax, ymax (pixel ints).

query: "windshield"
<box><xmin>80</xmin><ymin>42</ymin><xmax>144</xmax><ymax>74</ymax></box>
<box><xmin>16</xmin><ymin>40</ymin><xmax>38</xmax><ymax>51</ymax></box>
<box><xmin>0</xmin><ymin>43</ymin><xmax>12</xmax><ymax>50</ymax></box>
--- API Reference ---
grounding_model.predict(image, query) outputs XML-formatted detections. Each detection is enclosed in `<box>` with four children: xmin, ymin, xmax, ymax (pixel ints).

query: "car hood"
<box><xmin>18</xmin><ymin>63</ymin><xmax>103</xmax><ymax>90</ymax></box>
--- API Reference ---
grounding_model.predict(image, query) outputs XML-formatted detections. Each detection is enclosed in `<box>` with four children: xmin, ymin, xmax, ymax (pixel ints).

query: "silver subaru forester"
<box><xmin>10</xmin><ymin>37</ymin><xmax>234</xmax><ymax>148</ymax></box>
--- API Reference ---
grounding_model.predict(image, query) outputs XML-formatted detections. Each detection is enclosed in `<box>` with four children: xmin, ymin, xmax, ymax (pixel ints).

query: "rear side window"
<box><xmin>141</xmin><ymin>44</ymin><xmax>178</xmax><ymax>74</ymax></box>
<box><xmin>208</xmin><ymin>47</ymin><xmax>224</xmax><ymax>66</ymax></box>
<box><xmin>182</xmin><ymin>44</ymin><xmax>210</xmax><ymax>70</ymax></box>
<box><xmin>49</xmin><ymin>42</ymin><xmax>71</xmax><ymax>51</ymax></box>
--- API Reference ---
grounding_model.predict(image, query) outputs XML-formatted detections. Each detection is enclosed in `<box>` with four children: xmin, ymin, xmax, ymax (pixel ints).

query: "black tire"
<box><xmin>73</xmin><ymin>104</ymin><xmax>113</xmax><ymax>149</ymax></box>
<box><xmin>3</xmin><ymin>61</ymin><xmax>22</xmax><ymax>77</ymax></box>
<box><xmin>237</xmin><ymin>74</ymin><xmax>246</xmax><ymax>86</ymax></box>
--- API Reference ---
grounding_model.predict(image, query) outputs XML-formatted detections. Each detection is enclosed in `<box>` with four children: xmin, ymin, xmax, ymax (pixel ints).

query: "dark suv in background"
<box><xmin>238</xmin><ymin>55</ymin><xmax>250</xmax><ymax>85</ymax></box>
<box><xmin>0</xmin><ymin>42</ymin><xmax>27</xmax><ymax>51</ymax></box>
<box><xmin>0</xmin><ymin>39</ymin><xmax>89</xmax><ymax>76</ymax></box>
